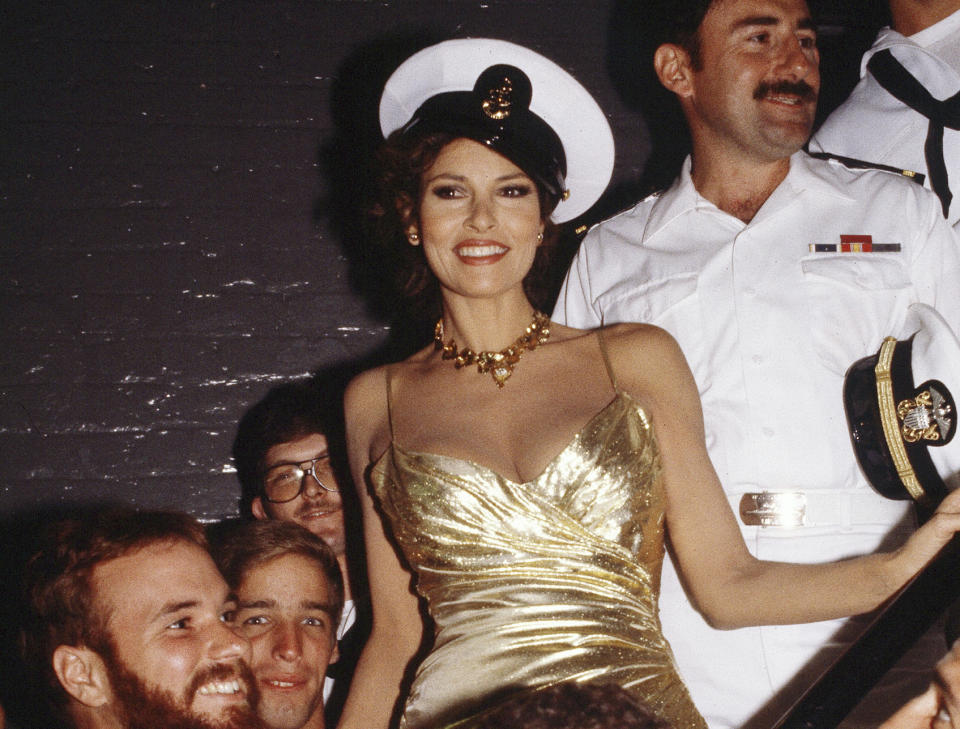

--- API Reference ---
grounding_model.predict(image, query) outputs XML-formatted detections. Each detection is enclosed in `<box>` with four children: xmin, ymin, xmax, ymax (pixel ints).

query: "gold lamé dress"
<box><xmin>370</xmin><ymin>336</ymin><xmax>706</xmax><ymax>729</ymax></box>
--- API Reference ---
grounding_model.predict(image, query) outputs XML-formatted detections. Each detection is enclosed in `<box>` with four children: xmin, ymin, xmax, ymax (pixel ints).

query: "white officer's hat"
<box><xmin>379</xmin><ymin>38</ymin><xmax>614</xmax><ymax>223</ymax></box>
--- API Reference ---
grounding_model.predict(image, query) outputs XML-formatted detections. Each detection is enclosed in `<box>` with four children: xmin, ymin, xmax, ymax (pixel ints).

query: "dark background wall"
<box><xmin>1</xmin><ymin>0</ymin><xmax>886</xmax><ymax>723</ymax></box>
<box><xmin>1</xmin><ymin>1</ymin><xmax>657</xmax><ymax>526</ymax></box>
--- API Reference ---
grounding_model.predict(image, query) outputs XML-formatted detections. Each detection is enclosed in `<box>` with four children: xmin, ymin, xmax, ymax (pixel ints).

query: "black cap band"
<box><xmin>398</xmin><ymin>65</ymin><xmax>567</xmax><ymax>211</ymax></box>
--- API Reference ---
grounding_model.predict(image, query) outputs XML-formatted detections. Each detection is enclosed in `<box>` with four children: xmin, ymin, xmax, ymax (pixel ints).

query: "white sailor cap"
<box><xmin>379</xmin><ymin>38</ymin><xmax>615</xmax><ymax>223</ymax></box>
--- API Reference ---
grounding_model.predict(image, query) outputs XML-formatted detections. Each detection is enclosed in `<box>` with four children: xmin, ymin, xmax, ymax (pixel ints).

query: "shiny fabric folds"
<box><xmin>370</xmin><ymin>390</ymin><xmax>706</xmax><ymax>729</ymax></box>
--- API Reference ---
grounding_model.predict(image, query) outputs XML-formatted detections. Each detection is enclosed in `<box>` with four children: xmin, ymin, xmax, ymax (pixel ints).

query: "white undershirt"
<box><xmin>323</xmin><ymin>598</ymin><xmax>356</xmax><ymax>702</ymax></box>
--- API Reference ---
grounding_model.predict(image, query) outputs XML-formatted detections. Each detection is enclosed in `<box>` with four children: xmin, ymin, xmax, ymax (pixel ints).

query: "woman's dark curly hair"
<box><xmin>369</xmin><ymin>129</ymin><xmax>562</xmax><ymax>320</ymax></box>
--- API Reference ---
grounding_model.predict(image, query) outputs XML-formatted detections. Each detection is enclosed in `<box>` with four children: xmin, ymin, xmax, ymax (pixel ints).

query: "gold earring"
<box><xmin>536</xmin><ymin>232</ymin><xmax>544</xmax><ymax>243</ymax></box>
<box><xmin>408</xmin><ymin>232</ymin><xmax>420</xmax><ymax>245</ymax></box>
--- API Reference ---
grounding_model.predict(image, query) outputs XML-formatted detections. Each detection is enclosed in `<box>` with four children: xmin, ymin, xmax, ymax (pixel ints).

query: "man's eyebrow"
<box><xmin>732</xmin><ymin>14</ymin><xmax>816</xmax><ymax>31</ymax></box>
<box><xmin>265</xmin><ymin>452</ymin><xmax>330</xmax><ymax>468</ymax></box>
<box><xmin>303</xmin><ymin>600</ymin><xmax>338</xmax><ymax>612</ymax></box>
<box><xmin>238</xmin><ymin>599</ymin><xmax>278</xmax><ymax>609</ymax></box>
<box><xmin>732</xmin><ymin>14</ymin><xmax>780</xmax><ymax>29</ymax></box>
<box><xmin>153</xmin><ymin>600</ymin><xmax>198</xmax><ymax>622</ymax></box>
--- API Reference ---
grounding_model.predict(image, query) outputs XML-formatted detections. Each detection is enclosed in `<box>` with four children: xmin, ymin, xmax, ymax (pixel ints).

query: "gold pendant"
<box><xmin>491</xmin><ymin>364</ymin><xmax>513</xmax><ymax>388</ymax></box>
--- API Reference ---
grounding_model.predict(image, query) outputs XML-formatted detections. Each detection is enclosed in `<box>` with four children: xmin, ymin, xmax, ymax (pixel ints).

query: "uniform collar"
<box><xmin>863</xmin><ymin>26</ymin><xmax>916</xmax><ymax>67</ymax></box>
<box><xmin>859</xmin><ymin>23</ymin><xmax>960</xmax><ymax>96</ymax></box>
<box><xmin>643</xmin><ymin>156</ymin><xmax>727</xmax><ymax>240</ymax></box>
<box><xmin>644</xmin><ymin>152</ymin><xmax>851</xmax><ymax>241</ymax></box>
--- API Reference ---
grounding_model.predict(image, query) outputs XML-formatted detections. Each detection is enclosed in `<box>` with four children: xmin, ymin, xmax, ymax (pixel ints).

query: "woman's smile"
<box><xmin>454</xmin><ymin>239</ymin><xmax>509</xmax><ymax>264</ymax></box>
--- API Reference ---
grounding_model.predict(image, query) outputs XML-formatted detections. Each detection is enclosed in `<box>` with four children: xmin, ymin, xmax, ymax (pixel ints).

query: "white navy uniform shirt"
<box><xmin>811</xmin><ymin>10</ymin><xmax>960</xmax><ymax>231</ymax></box>
<box><xmin>555</xmin><ymin>151</ymin><xmax>960</xmax><ymax>729</ymax></box>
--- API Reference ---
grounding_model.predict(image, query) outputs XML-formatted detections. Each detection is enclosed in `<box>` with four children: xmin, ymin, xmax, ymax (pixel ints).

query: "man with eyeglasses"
<box><xmin>233</xmin><ymin>379</ymin><xmax>364</xmax><ymax>729</ymax></box>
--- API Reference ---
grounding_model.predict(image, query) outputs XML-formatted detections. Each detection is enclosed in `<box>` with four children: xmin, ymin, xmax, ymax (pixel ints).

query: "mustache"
<box><xmin>753</xmin><ymin>79</ymin><xmax>817</xmax><ymax>102</ymax></box>
<box><xmin>294</xmin><ymin>495</ymin><xmax>339</xmax><ymax>516</ymax></box>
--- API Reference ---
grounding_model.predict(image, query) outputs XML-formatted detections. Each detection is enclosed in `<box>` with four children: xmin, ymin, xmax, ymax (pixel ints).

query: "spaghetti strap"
<box><xmin>596</xmin><ymin>327</ymin><xmax>622</xmax><ymax>394</ymax></box>
<box><xmin>384</xmin><ymin>366</ymin><xmax>397</xmax><ymax>442</ymax></box>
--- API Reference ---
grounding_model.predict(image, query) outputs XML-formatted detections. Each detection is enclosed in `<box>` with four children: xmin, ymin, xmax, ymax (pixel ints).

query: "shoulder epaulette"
<box><xmin>571</xmin><ymin>188</ymin><xmax>666</xmax><ymax>237</ymax></box>
<box><xmin>805</xmin><ymin>150</ymin><xmax>926</xmax><ymax>185</ymax></box>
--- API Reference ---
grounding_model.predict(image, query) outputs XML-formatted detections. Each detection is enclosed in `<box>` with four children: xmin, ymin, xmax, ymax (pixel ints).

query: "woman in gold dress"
<box><xmin>337</xmin><ymin>39</ymin><xmax>960</xmax><ymax>729</ymax></box>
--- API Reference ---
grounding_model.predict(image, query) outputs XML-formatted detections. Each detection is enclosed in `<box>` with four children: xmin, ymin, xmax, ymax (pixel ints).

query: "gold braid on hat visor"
<box><xmin>875</xmin><ymin>336</ymin><xmax>932</xmax><ymax>506</ymax></box>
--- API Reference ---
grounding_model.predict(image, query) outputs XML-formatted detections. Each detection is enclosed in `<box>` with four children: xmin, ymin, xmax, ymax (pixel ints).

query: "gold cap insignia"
<box><xmin>898</xmin><ymin>386</ymin><xmax>954</xmax><ymax>443</ymax></box>
<box><xmin>482</xmin><ymin>76</ymin><xmax>513</xmax><ymax>120</ymax></box>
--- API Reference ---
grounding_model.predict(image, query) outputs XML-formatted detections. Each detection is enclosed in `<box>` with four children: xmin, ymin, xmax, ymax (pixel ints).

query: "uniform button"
<box><xmin>752</xmin><ymin>354</ymin><xmax>763</xmax><ymax>364</ymax></box>
<box><xmin>761</xmin><ymin>427</ymin><xmax>775</xmax><ymax>437</ymax></box>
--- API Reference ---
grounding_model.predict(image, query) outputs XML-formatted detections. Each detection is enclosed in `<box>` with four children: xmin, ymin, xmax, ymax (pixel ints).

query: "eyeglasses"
<box><xmin>261</xmin><ymin>455</ymin><xmax>338</xmax><ymax>503</ymax></box>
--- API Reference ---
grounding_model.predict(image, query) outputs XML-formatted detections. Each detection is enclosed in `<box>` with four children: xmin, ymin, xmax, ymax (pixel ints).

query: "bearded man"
<box><xmin>23</xmin><ymin>508</ymin><xmax>264</xmax><ymax>729</ymax></box>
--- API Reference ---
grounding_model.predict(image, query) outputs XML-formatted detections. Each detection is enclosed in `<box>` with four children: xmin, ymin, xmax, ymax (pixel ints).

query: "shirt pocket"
<box><xmin>596</xmin><ymin>271</ymin><xmax>699</xmax><ymax>326</ymax></box>
<box><xmin>800</xmin><ymin>255</ymin><xmax>913</xmax><ymax>373</ymax></box>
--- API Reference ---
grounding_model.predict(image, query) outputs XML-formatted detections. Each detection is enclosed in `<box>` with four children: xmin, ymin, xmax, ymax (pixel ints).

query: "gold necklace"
<box><xmin>434</xmin><ymin>311</ymin><xmax>551</xmax><ymax>388</ymax></box>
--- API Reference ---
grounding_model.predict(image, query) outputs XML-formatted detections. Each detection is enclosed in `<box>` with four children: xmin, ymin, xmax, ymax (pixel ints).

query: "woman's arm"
<box><xmin>336</xmin><ymin>369</ymin><xmax>425</xmax><ymax>729</ymax></box>
<box><xmin>609</xmin><ymin>324</ymin><xmax>960</xmax><ymax>629</ymax></box>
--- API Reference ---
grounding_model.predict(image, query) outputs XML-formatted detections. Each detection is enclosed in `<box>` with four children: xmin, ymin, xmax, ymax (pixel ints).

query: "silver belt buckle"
<box><xmin>739</xmin><ymin>492</ymin><xmax>806</xmax><ymax>527</ymax></box>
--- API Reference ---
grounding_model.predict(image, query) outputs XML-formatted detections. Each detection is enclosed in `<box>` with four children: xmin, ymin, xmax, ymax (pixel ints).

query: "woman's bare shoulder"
<box><xmin>344</xmin><ymin>365</ymin><xmax>398</xmax><ymax>470</ymax></box>
<box><xmin>551</xmin><ymin>320</ymin><xmax>674</xmax><ymax>347</ymax></box>
<box><xmin>600</xmin><ymin>322</ymin><xmax>685</xmax><ymax>361</ymax></box>
<box><xmin>344</xmin><ymin>365</ymin><xmax>392</xmax><ymax>436</ymax></box>
<box><xmin>598</xmin><ymin>322</ymin><xmax>696</xmax><ymax>403</ymax></box>
<box><xmin>346</xmin><ymin>364</ymin><xmax>388</xmax><ymax>407</ymax></box>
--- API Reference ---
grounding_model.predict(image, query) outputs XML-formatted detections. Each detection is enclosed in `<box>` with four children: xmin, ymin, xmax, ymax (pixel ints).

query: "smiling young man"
<box><xmin>213</xmin><ymin>520</ymin><xmax>344</xmax><ymax>729</ymax></box>
<box><xmin>233</xmin><ymin>380</ymin><xmax>365</xmax><ymax>727</ymax></box>
<box><xmin>555</xmin><ymin>0</ymin><xmax>960</xmax><ymax>726</ymax></box>
<box><xmin>23</xmin><ymin>509</ymin><xmax>262</xmax><ymax>729</ymax></box>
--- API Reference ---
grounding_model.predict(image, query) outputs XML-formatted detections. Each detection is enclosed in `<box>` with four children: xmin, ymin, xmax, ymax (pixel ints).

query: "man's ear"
<box><xmin>251</xmin><ymin>497</ymin><xmax>268</xmax><ymax>521</ymax></box>
<box><xmin>328</xmin><ymin>639</ymin><xmax>340</xmax><ymax>666</ymax></box>
<box><xmin>654</xmin><ymin>43</ymin><xmax>695</xmax><ymax>98</ymax></box>
<box><xmin>52</xmin><ymin>645</ymin><xmax>111</xmax><ymax>708</ymax></box>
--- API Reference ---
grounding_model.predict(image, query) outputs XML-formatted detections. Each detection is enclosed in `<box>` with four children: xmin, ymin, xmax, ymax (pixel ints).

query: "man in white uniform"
<box><xmin>555</xmin><ymin>0</ymin><xmax>960</xmax><ymax>726</ymax></box>
<box><xmin>811</xmin><ymin>0</ymin><xmax>960</xmax><ymax>231</ymax></box>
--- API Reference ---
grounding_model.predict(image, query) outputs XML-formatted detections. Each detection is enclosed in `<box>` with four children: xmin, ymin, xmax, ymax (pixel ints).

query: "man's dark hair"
<box><xmin>21</xmin><ymin>509</ymin><xmax>207</xmax><ymax>713</ymax></box>
<box><xmin>211</xmin><ymin>519</ymin><xmax>345</xmax><ymax>626</ymax></box>
<box><xmin>476</xmin><ymin>681</ymin><xmax>672</xmax><ymax>729</ymax></box>
<box><xmin>650</xmin><ymin>0</ymin><xmax>716</xmax><ymax>69</ymax></box>
<box><xmin>605</xmin><ymin>0</ymin><xmax>718</xmax><ymax>193</ymax></box>
<box><xmin>232</xmin><ymin>379</ymin><xmax>343</xmax><ymax>512</ymax></box>
<box><xmin>652</xmin><ymin>0</ymin><xmax>822</xmax><ymax>70</ymax></box>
